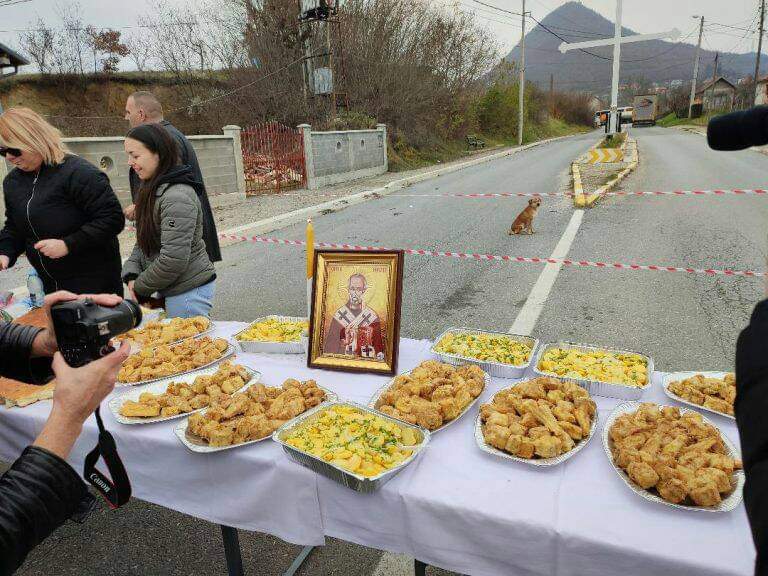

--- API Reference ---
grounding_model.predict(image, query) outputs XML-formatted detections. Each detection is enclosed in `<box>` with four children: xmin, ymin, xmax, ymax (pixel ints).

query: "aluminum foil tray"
<box><xmin>109</xmin><ymin>365</ymin><xmax>259</xmax><ymax>425</ymax></box>
<box><xmin>233</xmin><ymin>316</ymin><xmax>308</xmax><ymax>355</ymax></box>
<box><xmin>661</xmin><ymin>371</ymin><xmax>735</xmax><ymax>421</ymax></box>
<box><xmin>175</xmin><ymin>386</ymin><xmax>338</xmax><ymax>453</ymax></box>
<box><xmin>368</xmin><ymin>370</ymin><xmax>489</xmax><ymax>434</ymax></box>
<box><xmin>532</xmin><ymin>342</ymin><xmax>653</xmax><ymax>400</ymax></box>
<box><xmin>430</xmin><ymin>327</ymin><xmax>539</xmax><ymax>379</ymax></box>
<box><xmin>474</xmin><ymin>399</ymin><xmax>598</xmax><ymax>467</ymax></box>
<box><xmin>603</xmin><ymin>401</ymin><xmax>744</xmax><ymax>513</ymax></box>
<box><xmin>116</xmin><ymin>341</ymin><xmax>235</xmax><ymax>387</ymax></box>
<box><xmin>273</xmin><ymin>401</ymin><xmax>430</xmax><ymax>493</ymax></box>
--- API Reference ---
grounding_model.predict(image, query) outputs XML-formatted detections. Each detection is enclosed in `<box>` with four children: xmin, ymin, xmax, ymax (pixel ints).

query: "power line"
<box><xmin>467</xmin><ymin>0</ymin><xmax>522</xmax><ymax>18</ymax></box>
<box><xmin>527</xmin><ymin>14</ymin><xmax>611</xmax><ymax>60</ymax></box>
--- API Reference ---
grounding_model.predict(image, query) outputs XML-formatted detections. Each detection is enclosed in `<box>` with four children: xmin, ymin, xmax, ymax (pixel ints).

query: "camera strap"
<box><xmin>83</xmin><ymin>407</ymin><xmax>132</xmax><ymax>509</ymax></box>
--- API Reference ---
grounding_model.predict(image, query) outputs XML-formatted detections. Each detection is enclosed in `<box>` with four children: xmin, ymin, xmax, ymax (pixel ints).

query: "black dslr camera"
<box><xmin>51</xmin><ymin>299</ymin><xmax>142</xmax><ymax>367</ymax></box>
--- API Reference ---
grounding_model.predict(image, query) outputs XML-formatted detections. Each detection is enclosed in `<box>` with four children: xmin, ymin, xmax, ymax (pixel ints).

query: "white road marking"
<box><xmin>508</xmin><ymin>209</ymin><xmax>585</xmax><ymax>335</ymax></box>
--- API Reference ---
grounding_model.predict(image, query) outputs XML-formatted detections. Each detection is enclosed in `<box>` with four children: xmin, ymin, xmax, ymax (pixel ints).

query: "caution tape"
<box><xmin>216</xmin><ymin>233</ymin><xmax>765</xmax><ymax>278</ymax></box>
<box><xmin>390</xmin><ymin>188</ymin><xmax>768</xmax><ymax>198</ymax></box>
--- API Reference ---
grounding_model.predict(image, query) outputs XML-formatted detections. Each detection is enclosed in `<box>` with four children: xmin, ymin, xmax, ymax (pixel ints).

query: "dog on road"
<box><xmin>508</xmin><ymin>198</ymin><xmax>541</xmax><ymax>235</ymax></box>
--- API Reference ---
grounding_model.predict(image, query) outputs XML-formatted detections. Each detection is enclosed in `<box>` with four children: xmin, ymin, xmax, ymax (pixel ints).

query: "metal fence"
<box><xmin>241</xmin><ymin>122</ymin><xmax>307</xmax><ymax>195</ymax></box>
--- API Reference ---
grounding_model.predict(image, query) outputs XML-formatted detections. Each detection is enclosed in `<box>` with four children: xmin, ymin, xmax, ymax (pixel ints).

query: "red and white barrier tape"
<box><xmin>217</xmin><ymin>233</ymin><xmax>765</xmax><ymax>278</ymax></box>
<box><xmin>393</xmin><ymin>188</ymin><xmax>768</xmax><ymax>198</ymax></box>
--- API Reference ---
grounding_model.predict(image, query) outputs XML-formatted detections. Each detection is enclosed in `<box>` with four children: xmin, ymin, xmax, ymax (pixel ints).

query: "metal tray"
<box><xmin>368</xmin><ymin>369</ymin><xmax>489</xmax><ymax>433</ymax></box>
<box><xmin>661</xmin><ymin>371</ymin><xmax>735</xmax><ymax>421</ymax></box>
<box><xmin>233</xmin><ymin>315</ymin><xmax>308</xmax><ymax>355</ymax></box>
<box><xmin>474</xmin><ymin>393</ymin><xmax>598</xmax><ymax>467</ymax></box>
<box><xmin>273</xmin><ymin>401</ymin><xmax>430</xmax><ymax>493</ymax></box>
<box><xmin>116</xmin><ymin>340</ymin><xmax>235</xmax><ymax>387</ymax></box>
<box><xmin>175</xmin><ymin>385</ymin><xmax>338</xmax><ymax>453</ymax></box>
<box><xmin>109</xmin><ymin>365</ymin><xmax>259</xmax><ymax>425</ymax></box>
<box><xmin>603</xmin><ymin>401</ymin><xmax>744</xmax><ymax>513</ymax></box>
<box><xmin>119</xmin><ymin>317</ymin><xmax>213</xmax><ymax>353</ymax></box>
<box><xmin>430</xmin><ymin>327</ymin><xmax>539</xmax><ymax>379</ymax></box>
<box><xmin>532</xmin><ymin>342</ymin><xmax>653</xmax><ymax>400</ymax></box>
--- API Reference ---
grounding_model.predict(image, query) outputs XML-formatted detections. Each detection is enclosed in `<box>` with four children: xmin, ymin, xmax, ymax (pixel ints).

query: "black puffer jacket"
<box><xmin>0</xmin><ymin>155</ymin><xmax>124</xmax><ymax>296</ymax></box>
<box><xmin>0</xmin><ymin>321</ymin><xmax>92</xmax><ymax>576</ymax></box>
<box><xmin>736</xmin><ymin>299</ymin><xmax>768</xmax><ymax>576</ymax></box>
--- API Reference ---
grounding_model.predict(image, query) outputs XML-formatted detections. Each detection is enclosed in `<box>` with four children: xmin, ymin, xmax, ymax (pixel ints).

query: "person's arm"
<box><xmin>60</xmin><ymin>165</ymin><xmax>125</xmax><ymax>256</ymax></box>
<box><xmin>133</xmin><ymin>188</ymin><xmax>198</xmax><ymax>296</ymax></box>
<box><xmin>0</xmin><ymin>342</ymin><xmax>129</xmax><ymax>575</ymax></box>
<box><xmin>0</xmin><ymin>188</ymin><xmax>26</xmax><ymax>269</ymax></box>
<box><xmin>735</xmin><ymin>298</ymin><xmax>768</xmax><ymax>567</ymax></box>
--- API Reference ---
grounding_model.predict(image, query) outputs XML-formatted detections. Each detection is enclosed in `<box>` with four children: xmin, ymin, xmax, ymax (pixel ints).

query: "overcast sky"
<box><xmin>0</xmin><ymin>0</ymin><xmax>764</xmax><ymax>66</ymax></box>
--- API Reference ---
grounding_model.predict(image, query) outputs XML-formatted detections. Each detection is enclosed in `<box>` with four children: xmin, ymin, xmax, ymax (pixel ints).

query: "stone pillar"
<box><xmin>222</xmin><ymin>125</ymin><xmax>246</xmax><ymax>198</ymax></box>
<box><xmin>297</xmin><ymin>123</ymin><xmax>315</xmax><ymax>190</ymax></box>
<box><xmin>377</xmin><ymin>123</ymin><xmax>388</xmax><ymax>172</ymax></box>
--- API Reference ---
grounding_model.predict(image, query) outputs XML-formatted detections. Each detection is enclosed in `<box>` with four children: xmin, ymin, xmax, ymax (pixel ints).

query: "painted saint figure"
<box><xmin>324</xmin><ymin>273</ymin><xmax>385</xmax><ymax>360</ymax></box>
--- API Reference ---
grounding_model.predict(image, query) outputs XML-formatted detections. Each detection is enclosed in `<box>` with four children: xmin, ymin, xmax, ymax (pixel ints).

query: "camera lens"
<box><xmin>109</xmin><ymin>299</ymin><xmax>143</xmax><ymax>337</ymax></box>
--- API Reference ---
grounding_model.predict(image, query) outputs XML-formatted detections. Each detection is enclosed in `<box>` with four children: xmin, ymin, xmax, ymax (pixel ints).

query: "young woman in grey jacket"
<box><xmin>121</xmin><ymin>124</ymin><xmax>216</xmax><ymax>318</ymax></box>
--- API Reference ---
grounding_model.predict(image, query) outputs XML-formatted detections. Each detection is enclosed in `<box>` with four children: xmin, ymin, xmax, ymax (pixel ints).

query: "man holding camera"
<box><xmin>709</xmin><ymin>107</ymin><xmax>768</xmax><ymax>575</ymax></box>
<box><xmin>0</xmin><ymin>291</ymin><xmax>130</xmax><ymax>575</ymax></box>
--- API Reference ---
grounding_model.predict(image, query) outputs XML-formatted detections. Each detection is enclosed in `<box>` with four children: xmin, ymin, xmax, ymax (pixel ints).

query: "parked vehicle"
<box><xmin>632</xmin><ymin>94</ymin><xmax>659</xmax><ymax>126</ymax></box>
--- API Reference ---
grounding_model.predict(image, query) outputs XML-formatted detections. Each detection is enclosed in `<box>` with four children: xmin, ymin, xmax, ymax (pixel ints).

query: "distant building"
<box><xmin>0</xmin><ymin>42</ymin><xmax>28</xmax><ymax>78</ymax></box>
<box><xmin>695</xmin><ymin>77</ymin><xmax>736</xmax><ymax>112</ymax></box>
<box><xmin>756</xmin><ymin>77</ymin><xmax>768</xmax><ymax>106</ymax></box>
<box><xmin>670</xmin><ymin>79</ymin><xmax>683</xmax><ymax>88</ymax></box>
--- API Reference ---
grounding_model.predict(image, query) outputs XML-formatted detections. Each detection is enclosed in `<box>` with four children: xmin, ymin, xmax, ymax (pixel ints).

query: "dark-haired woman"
<box><xmin>121</xmin><ymin>123</ymin><xmax>215</xmax><ymax>318</ymax></box>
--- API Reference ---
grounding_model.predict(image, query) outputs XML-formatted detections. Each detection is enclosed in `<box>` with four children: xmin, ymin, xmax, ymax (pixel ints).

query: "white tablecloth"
<box><xmin>0</xmin><ymin>321</ymin><xmax>755</xmax><ymax>576</ymax></box>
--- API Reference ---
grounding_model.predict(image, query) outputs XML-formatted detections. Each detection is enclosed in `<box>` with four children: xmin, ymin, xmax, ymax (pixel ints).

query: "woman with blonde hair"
<box><xmin>0</xmin><ymin>107</ymin><xmax>124</xmax><ymax>295</ymax></box>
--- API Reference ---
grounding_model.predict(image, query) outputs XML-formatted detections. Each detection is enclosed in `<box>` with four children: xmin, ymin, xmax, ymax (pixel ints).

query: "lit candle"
<box><xmin>306</xmin><ymin>218</ymin><xmax>315</xmax><ymax>279</ymax></box>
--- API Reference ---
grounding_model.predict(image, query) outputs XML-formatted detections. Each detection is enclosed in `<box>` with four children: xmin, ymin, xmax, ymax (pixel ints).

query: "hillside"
<box><xmin>505</xmin><ymin>2</ymin><xmax>767</xmax><ymax>99</ymax></box>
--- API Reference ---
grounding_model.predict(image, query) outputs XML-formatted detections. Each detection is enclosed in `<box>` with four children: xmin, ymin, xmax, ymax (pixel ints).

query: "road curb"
<box><xmin>571</xmin><ymin>135</ymin><xmax>637</xmax><ymax>208</ymax></box>
<box><xmin>218</xmin><ymin>133</ymin><xmax>581</xmax><ymax>245</ymax></box>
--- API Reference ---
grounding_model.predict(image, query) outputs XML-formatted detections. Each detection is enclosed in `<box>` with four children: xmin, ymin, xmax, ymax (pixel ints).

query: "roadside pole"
<box><xmin>518</xmin><ymin>0</ymin><xmax>526</xmax><ymax>147</ymax></box>
<box><xmin>688</xmin><ymin>16</ymin><xmax>704</xmax><ymax>120</ymax></box>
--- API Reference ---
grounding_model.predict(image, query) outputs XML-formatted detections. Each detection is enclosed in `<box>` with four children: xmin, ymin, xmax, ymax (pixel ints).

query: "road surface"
<box><xmin>7</xmin><ymin>127</ymin><xmax>767</xmax><ymax>576</ymax></box>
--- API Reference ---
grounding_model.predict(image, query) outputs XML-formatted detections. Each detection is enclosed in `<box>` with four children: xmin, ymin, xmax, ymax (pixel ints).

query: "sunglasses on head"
<box><xmin>0</xmin><ymin>147</ymin><xmax>22</xmax><ymax>158</ymax></box>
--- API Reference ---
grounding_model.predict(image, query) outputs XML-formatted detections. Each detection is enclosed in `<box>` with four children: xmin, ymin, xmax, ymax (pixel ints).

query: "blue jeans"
<box><xmin>164</xmin><ymin>280</ymin><xmax>215</xmax><ymax>318</ymax></box>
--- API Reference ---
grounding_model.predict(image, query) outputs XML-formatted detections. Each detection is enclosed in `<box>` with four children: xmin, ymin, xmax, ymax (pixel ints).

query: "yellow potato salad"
<box><xmin>284</xmin><ymin>405</ymin><xmax>419</xmax><ymax>477</ymax></box>
<box><xmin>537</xmin><ymin>348</ymin><xmax>648</xmax><ymax>387</ymax></box>
<box><xmin>237</xmin><ymin>318</ymin><xmax>308</xmax><ymax>342</ymax></box>
<box><xmin>434</xmin><ymin>332</ymin><xmax>532</xmax><ymax>366</ymax></box>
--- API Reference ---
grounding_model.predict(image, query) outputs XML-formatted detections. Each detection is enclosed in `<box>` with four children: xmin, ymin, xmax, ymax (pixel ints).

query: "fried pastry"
<box><xmin>479</xmin><ymin>377</ymin><xmax>596</xmax><ymax>460</ymax></box>
<box><xmin>118</xmin><ymin>337</ymin><xmax>230</xmax><ymax>383</ymax></box>
<box><xmin>118</xmin><ymin>362</ymin><xmax>251</xmax><ymax>418</ymax></box>
<box><xmin>668</xmin><ymin>373</ymin><xmax>736</xmax><ymax>416</ymax></box>
<box><xmin>608</xmin><ymin>403</ymin><xmax>741</xmax><ymax>507</ymax></box>
<box><xmin>374</xmin><ymin>360</ymin><xmax>486</xmax><ymax>431</ymax></box>
<box><xmin>120</xmin><ymin>316</ymin><xmax>210</xmax><ymax>348</ymax></box>
<box><xmin>186</xmin><ymin>378</ymin><xmax>327</xmax><ymax>447</ymax></box>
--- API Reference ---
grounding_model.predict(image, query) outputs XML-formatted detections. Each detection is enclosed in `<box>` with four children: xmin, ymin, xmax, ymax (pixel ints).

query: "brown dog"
<box><xmin>508</xmin><ymin>198</ymin><xmax>542</xmax><ymax>235</ymax></box>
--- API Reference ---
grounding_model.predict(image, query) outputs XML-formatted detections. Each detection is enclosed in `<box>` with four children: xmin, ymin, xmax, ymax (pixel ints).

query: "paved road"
<box><xmin>9</xmin><ymin>127</ymin><xmax>768</xmax><ymax>575</ymax></box>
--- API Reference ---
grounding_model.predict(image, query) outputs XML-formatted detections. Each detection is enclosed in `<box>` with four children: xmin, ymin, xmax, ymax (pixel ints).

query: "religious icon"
<box><xmin>308</xmin><ymin>250</ymin><xmax>403</xmax><ymax>375</ymax></box>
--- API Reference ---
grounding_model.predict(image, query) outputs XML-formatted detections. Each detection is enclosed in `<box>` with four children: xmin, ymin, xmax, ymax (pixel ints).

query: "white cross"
<box><xmin>558</xmin><ymin>0</ymin><xmax>680</xmax><ymax>134</ymax></box>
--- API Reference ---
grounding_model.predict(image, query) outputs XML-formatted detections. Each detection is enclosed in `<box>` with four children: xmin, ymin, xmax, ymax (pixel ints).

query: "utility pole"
<box><xmin>708</xmin><ymin>53</ymin><xmax>719</xmax><ymax>112</ymax></box>
<box><xmin>754</xmin><ymin>0</ymin><xmax>766</xmax><ymax>105</ymax></box>
<box><xmin>608</xmin><ymin>0</ymin><xmax>623</xmax><ymax>134</ymax></box>
<box><xmin>517</xmin><ymin>0</ymin><xmax>526</xmax><ymax>146</ymax></box>
<box><xmin>549</xmin><ymin>73</ymin><xmax>554</xmax><ymax>115</ymax></box>
<box><xmin>688</xmin><ymin>16</ymin><xmax>704</xmax><ymax>119</ymax></box>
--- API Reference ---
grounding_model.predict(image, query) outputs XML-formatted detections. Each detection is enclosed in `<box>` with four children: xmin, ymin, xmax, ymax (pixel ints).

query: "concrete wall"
<box><xmin>300</xmin><ymin>124</ymin><xmax>387</xmax><ymax>190</ymax></box>
<box><xmin>1</xmin><ymin>126</ymin><xmax>246</xmax><ymax>211</ymax></box>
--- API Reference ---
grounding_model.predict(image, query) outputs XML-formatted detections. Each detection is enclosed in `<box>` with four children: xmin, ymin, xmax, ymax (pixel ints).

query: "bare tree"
<box><xmin>124</xmin><ymin>31</ymin><xmax>154</xmax><ymax>72</ymax></box>
<box><xmin>51</xmin><ymin>2</ymin><xmax>90</xmax><ymax>75</ymax></box>
<box><xmin>19</xmin><ymin>18</ymin><xmax>56</xmax><ymax>73</ymax></box>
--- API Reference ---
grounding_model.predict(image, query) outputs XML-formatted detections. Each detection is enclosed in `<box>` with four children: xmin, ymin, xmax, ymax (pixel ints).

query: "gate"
<box><xmin>241</xmin><ymin>122</ymin><xmax>307</xmax><ymax>195</ymax></box>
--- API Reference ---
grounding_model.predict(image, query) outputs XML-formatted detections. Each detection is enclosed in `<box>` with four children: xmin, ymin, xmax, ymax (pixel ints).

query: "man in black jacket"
<box><xmin>0</xmin><ymin>291</ymin><xmax>130</xmax><ymax>576</ymax></box>
<box><xmin>736</xmin><ymin>286</ymin><xmax>768</xmax><ymax>576</ymax></box>
<box><xmin>123</xmin><ymin>91</ymin><xmax>222</xmax><ymax>263</ymax></box>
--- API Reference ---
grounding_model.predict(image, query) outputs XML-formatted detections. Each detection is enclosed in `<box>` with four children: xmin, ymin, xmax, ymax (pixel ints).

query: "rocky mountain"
<box><xmin>504</xmin><ymin>2</ymin><xmax>766</xmax><ymax>97</ymax></box>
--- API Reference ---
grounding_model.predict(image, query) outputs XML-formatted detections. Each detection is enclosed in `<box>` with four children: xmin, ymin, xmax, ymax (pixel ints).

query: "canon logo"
<box><xmin>89</xmin><ymin>473</ymin><xmax>111</xmax><ymax>493</ymax></box>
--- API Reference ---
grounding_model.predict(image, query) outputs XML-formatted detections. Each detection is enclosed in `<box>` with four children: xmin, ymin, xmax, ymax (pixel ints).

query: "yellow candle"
<box><xmin>306</xmin><ymin>218</ymin><xmax>315</xmax><ymax>279</ymax></box>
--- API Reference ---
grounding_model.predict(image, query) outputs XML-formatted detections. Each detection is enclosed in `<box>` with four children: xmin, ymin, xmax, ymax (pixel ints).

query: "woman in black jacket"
<box><xmin>0</xmin><ymin>291</ymin><xmax>130</xmax><ymax>576</ymax></box>
<box><xmin>0</xmin><ymin>107</ymin><xmax>124</xmax><ymax>295</ymax></box>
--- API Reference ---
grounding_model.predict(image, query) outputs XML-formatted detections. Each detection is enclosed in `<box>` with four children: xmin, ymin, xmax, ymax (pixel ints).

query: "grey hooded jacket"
<box><xmin>122</xmin><ymin>182</ymin><xmax>214</xmax><ymax>297</ymax></box>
